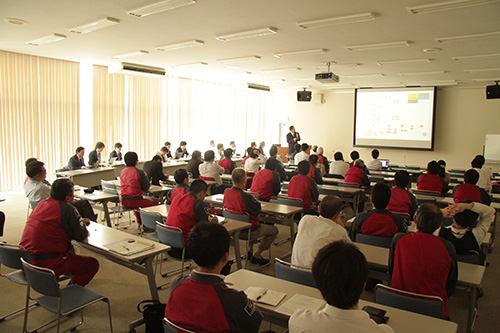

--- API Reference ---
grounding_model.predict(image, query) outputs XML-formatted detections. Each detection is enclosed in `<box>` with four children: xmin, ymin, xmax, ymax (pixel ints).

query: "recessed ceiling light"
<box><xmin>111</xmin><ymin>50</ymin><xmax>149</xmax><ymax>59</ymax></box>
<box><xmin>361</xmin><ymin>82</ymin><xmax>406</xmax><ymax>88</ymax></box>
<box><xmin>345</xmin><ymin>41</ymin><xmax>410</xmax><ymax>51</ymax></box>
<box><xmin>216</xmin><ymin>56</ymin><xmax>261</xmax><ymax>64</ymax></box>
<box><xmin>297</xmin><ymin>12</ymin><xmax>376</xmax><ymax>29</ymax></box>
<box><xmin>274</xmin><ymin>49</ymin><xmax>327</xmax><ymax>58</ymax></box>
<box><xmin>453</xmin><ymin>53</ymin><xmax>500</xmax><ymax>61</ymax></box>
<box><xmin>343</xmin><ymin>74</ymin><xmax>385</xmax><ymax>79</ymax></box>
<box><xmin>26</xmin><ymin>33</ymin><xmax>66</xmax><ymax>46</ymax></box>
<box><xmin>407</xmin><ymin>0</ymin><xmax>499</xmax><ymax>14</ymax></box>
<box><xmin>436</xmin><ymin>31</ymin><xmax>500</xmax><ymax>43</ymax></box>
<box><xmin>464</xmin><ymin>68</ymin><xmax>500</xmax><ymax>73</ymax></box>
<box><xmin>423</xmin><ymin>48</ymin><xmax>442</xmax><ymax>53</ymax></box>
<box><xmin>377</xmin><ymin>59</ymin><xmax>432</xmax><ymax>66</ymax></box>
<box><xmin>415</xmin><ymin>80</ymin><xmax>458</xmax><ymax>86</ymax></box>
<box><xmin>4</xmin><ymin>18</ymin><xmax>28</xmax><ymax>25</ymax></box>
<box><xmin>128</xmin><ymin>0</ymin><xmax>196</xmax><ymax>18</ymax></box>
<box><xmin>155</xmin><ymin>40</ymin><xmax>204</xmax><ymax>51</ymax></box>
<box><xmin>69</xmin><ymin>17</ymin><xmax>120</xmax><ymax>34</ymax></box>
<box><xmin>399</xmin><ymin>70</ymin><xmax>446</xmax><ymax>76</ymax></box>
<box><xmin>216</xmin><ymin>27</ymin><xmax>278</xmax><ymax>42</ymax></box>
<box><xmin>261</xmin><ymin>67</ymin><xmax>302</xmax><ymax>74</ymax></box>
<box><xmin>173</xmin><ymin>62</ymin><xmax>208</xmax><ymax>68</ymax></box>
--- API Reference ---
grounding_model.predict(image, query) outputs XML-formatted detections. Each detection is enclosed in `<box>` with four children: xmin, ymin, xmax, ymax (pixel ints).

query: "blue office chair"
<box><xmin>369</xmin><ymin>176</ymin><xmax>385</xmax><ymax>184</ymax></box>
<box><xmin>375</xmin><ymin>284</ymin><xmax>444</xmax><ymax>319</ymax></box>
<box><xmin>164</xmin><ymin>317</ymin><xmax>196</xmax><ymax>333</ymax></box>
<box><xmin>223</xmin><ymin>208</ymin><xmax>251</xmax><ymax>223</ymax></box>
<box><xmin>101</xmin><ymin>180</ymin><xmax>134</xmax><ymax>227</ymax></box>
<box><xmin>416</xmin><ymin>196</ymin><xmax>437</xmax><ymax>206</ymax></box>
<box><xmin>156</xmin><ymin>222</ymin><xmax>192</xmax><ymax>279</ymax></box>
<box><xmin>339</xmin><ymin>182</ymin><xmax>361</xmax><ymax>189</ymax></box>
<box><xmin>356</xmin><ymin>233</ymin><xmax>394</xmax><ymax>249</ymax></box>
<box><xmin>415</xmin><ymin>190</ymin><xmax>441</xmax><ymax>197</ymax></box>
<box><xmin>274</xmin><ymin>258</ymin><xmax>316</xmax><ymax>288</ymax></box>
<box><xmin>456</xmin><ymin>250</ymin><xmax>484</xmax><ymax>265</ymax></box>
<box><xmin>139</xmin><ymin>209</ymin><xmax>162</xmax><ymax>242</ymax></box>
<box><xmin>277</xmin><ymin>196</ymin><xmax>303</xmax><ymax>208</ymax></box>
<box><xmin>21</xmin><ymin>258</ymin><xmax>113</xmax><ymax>333</ymax></box>
<box><xmin>318</xmin><ymin>187</ymin><xmax>339</xmax><ymax>196</ymax></box>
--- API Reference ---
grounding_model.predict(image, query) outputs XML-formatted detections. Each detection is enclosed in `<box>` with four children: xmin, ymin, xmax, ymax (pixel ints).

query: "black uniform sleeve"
<box><xmin>230</xmin><ymin>160</ymin><xmax>237</xmax><ymax>173</ymax></box>
<box><xmin>137</xmin><ymin>168</ymin><xmax>151</xmax><ymax>191</ymax></box>
<box><xmin>59</xmin><ymin>202</ymin><xmax>89</xmax><ymax>242</ymax></box>
<box><xmin>349</xmin><ymin>213</ymin><xmax>365</xmax><ymax>241</ymax></box>
<box><xmin>390</xmin><ymin>213</ymin><xmax>409</xmax><ymax>232</ymax></box>
<box><xmin>277</xmin><ymin>163</ymin><xmax>286</xmax><ymax>182</ymax></box>
<box><xmin>193</xmin><ymin>198</ymin><xmax>210</xmax><ymax>222</ymax></box>
<box><xmin>362</xmin><ymin>172</ymin><xmax>371</xmax><ymax>187</ymax></box>
<box><xmin>309</xmin><ymin>178</ymin><xmax>319</xmax><ymax>201</ymax></box>
<box><xmin>217</xmin><ymin>286</ymin><xmax>263</xmax><ymax>333</ymax></box>
<box><xmin>272</xmin><ymin>172</ymin><xmax>281</xmax><ymax>196</ymax></box>
<box><xmin>88</xmin><ymin>150</ymin><xmax>97</xmax><ymax>165</ymax></box>
<box><xmin>480</xmin><ymin>189</ymin><xmax>492</xmax><ymax>206</ymax></box>
<box><xmin>388</xmin><ymin>233</ymin><xmax>405</xmax><ymax>282</ymax></box>
<box><xmin>241</xmin><ymin>192</ymin><xmax>262</xmax><ymax>217</ymax></box>
<box><xmin>166</xmin><ymin>149</ymin><xmax>172</xmax><ymax>158</ymax></box>
<box><xmin>408</xmin><ymin>191</ymin><xmax>418</xmax><ymax>219</ymax></box>
<box><xmin>440</xmin><ymin>238</ymin><xmax>458</xmax><ymax>297</ymax></box>
<box><xmin>155</xmin><ymin>163</ymin><xmax>168</xmax><ymax>182</ymax></box>
<box><xmin>296</xmin><ymin>132</ymin><xmax>301</xmax><ymax>142</ymax></box>
<box><xmin>314</xmin><ymin>167</ymin><xmax>324</xmax><ymax>184</ymax></box>
<box><xmin>323</xmin><ymin>156</ymin><xmax>330</xmax><ymax>175</ymax></box>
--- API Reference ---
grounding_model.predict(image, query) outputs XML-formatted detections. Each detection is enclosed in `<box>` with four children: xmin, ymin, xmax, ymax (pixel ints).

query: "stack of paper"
<box><xmin>104</xmin><ymin>239</ymin><xmax>155</xmax><ymax>256</ymax></box>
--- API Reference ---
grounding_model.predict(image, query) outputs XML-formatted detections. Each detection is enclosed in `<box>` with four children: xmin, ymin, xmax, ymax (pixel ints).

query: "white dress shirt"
<box><xmin>367</xmin><ymin>159</ymin><xmax>383</xmax><ymax>170</ymax></box>
<box><xmin>294</xmin><ymin>151</ymin><xmax>309</xmax><ymax>164</ymax></box>
<box><xmin>329</xmin><ymin>160</ymin><xmax>349</xmax><ymax>177</ymax></box>
<box><xmin>244</xmin><ymin>156</ymin><xmax>266</xmax><ymax>174</ymax></box>
<box><xmin>474</xmin><ymin>167</ymin><xmax>492</xmax><ymax>192</ymax></box>
<box><xmin>24</xmin><ymin>178</ymin><xmax>50</xmax><ymax>202</ymax></box>
<box><xmin>290</xmin><ymin>304</ymin><xmax>394</xmax><ymax>333</ymax></box>
<box><xmin>199</xmin><ymin>161</ymin><xmax>225</xmax><ymax>185</ymax></box>
<box><xmin>291</xmin><ymin>215</ymin><xmax>351</xmax><ymax>267</ymax></box>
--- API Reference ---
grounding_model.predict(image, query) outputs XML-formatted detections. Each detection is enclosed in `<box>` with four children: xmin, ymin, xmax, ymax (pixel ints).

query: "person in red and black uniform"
<box><xmin>308</xmin><ymin>155</ymin><xmax>324</xmax><ymax>184</ymax></box>
<box><xmin>250</xmin><ymin>158</ymin><xmax>281</xmax><ymax>201</ymax></box>
<box><xmin>350</xmin><ymin>183</ymin><xmax>407</xmax><ymax>241</ymax></box>
<box><xmin>344</xmin><ymin>159</ymin><xmax>370</xmax><ymax>187</ymax></box>
<box><xmin>120</xmin><ymin>151</ymin><xmax>157</xmax><ymax>224</ymax></box>
<box><xmin>20</xmin><ymin>178</ymin><xmax>99</xmax><ymax>286</ymax></box>
<box><xmin>165</xmin><ymin>222</ymin><xmax>263</xmax><ymax>332</ymax></box>
<box><xmin>218</xmin><ymin>148</ymin><xmax>237</xmax><ymax>174</ymax></box>
<box><xmin>143</xmin><ymin>155</ymin><xmax>169</xmax><ymax>185</ymax></box>
<box><xmin>389</xmin><ymin>203</ymin><xmax>457</xmax><ymax>319</ymax></box>
<box><xmin>241</xmin><ymin>147</ymin><xmax>252</xmax><ymax>167</ymax></box>
<box><xmin>166</xmin><ymin>179</ymin><xmax>216</xmax><ymax>258</ymax></box>
<box><xmin>166</xmin><ymin>168</ymin><xmax>190</xmax><ymax>204</ymax></box>
<box><xmin>387</xmin><ymin>170</ymin><xmax>418</xmax><ymax>219</ymax></box>
<box><xmin>417</xmin><ymin>160</ymin><xmax>447</xmax><ymax>195</ymax></box>
<box><xmin>454</xmin><ymin>169</ymin><xmax>491</xmax><ymax>205</ymax></box>
<box><xmin>288</xmin><ymin>160</ymin><xmax>319</xmax><ymax>215</ymax></box>
<box><xmin>223</xmin><ymin>168</ymin><xmax>278</xmax><ymax>266</ymax></box>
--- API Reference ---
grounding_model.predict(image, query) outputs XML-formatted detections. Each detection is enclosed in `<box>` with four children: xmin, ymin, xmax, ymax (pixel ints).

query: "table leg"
<box><xmin>101</xmin><ymin>200</ymin><xmax>112</xmax><ymax>227</ymax></box>
<box><xmin>467</xmin><ymin>287</ymin><xmax>477</xmax><ymax>333</ymax></box>
<box><xmin>232</xmin><ymin>230</ymin><xmax>242</xmax><ymax>269</ymax></box>
<box><xmin>353</xmin><ymin>192</ymin><xmax>359</xmax><ymax>213</ymax></box>
<box><xmin>144</xmin><ymin>257</ymin><xmax>160</xmax><ymax>300</ymax></box>
<box><xmin>288</xmin><ymin>220</ymin><xmax>295</xmax><ymax>252</ymax></box>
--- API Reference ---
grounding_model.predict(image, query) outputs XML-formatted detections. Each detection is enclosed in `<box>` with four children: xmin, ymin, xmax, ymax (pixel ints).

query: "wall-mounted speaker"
<box><xmin>297</xmin><ymin>90</ymin><xmax>312</xmax><ymax>102</ymax></box>
<box><xmin>486</xmin><ymin>84</ymin><xmax>500</xmax><ymax>99</ymax></box>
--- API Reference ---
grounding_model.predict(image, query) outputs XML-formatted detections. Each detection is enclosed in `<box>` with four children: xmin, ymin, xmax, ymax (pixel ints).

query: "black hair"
<box><xmin>437</xmin><ymin>160</ymin><xmax>446</xmax><ymax>178</ymax></box>
<box><xmin>350</xmin><ymin>151</ymin><xmax>359</xmax><ymax>161</ymax></box>
<box><xmin>204</xmin><ymin>150</ymin><xmax>215</xmax><ymax>161</ymax></box>
<box><xmin>309</xmin><ymin>154</ymin><xmax>318</xmax><ymax>165</ymax></box>
<box><xmin>25</xmin><ymin>157</ymin><xmax>38</xmax><ymax>168</ymax></box>
<box><xmin>95</xmin><ymin>141</ymin><xmax>105</xmax><ymax>149</ymax></box>
<box><xmin>312</xmin><ymin>241</ymin><xmax>368</xmax><ymax>309</ymax></box>
<box><xmin>265</xmin><ymin>158</ymin><xmax>278</xmax><ymax>171</ymax></box>
<box><xmin>246</xmin><ymin>147</ymin><xmax>253</xmax><ymax>156</ymax></box>
<box><xmin>164</xmin><ymin>141</ymin><xmax>171</xmax><ymax>147</ymax></box>
<box><xmin>231</xmin><ymin>168</ymin><xmax>246</xmax><ymax>184</ymax></box>
<box><xmin>297</xmin><ymin>160</ymin><xmax>310</xmax><ymax>175</ymax></box>
<box><xmin>187</xmin><ymin>222</ymin><xmax>230</xmax><ymax>269</ymax></box>
<box><xmin>319</xmin><ymin>196</ymin><xmax>342</xmax><ymax>219</ymax></box>
<box><xmin>191</xmin><ymin>150</ymin><xmax>202</xmax><ymax>160</ymax></box>
<box><xmin>427</xmin><ymin>160</ymin><xmax>440</xmax><ymax>175</ymax></box>
<box><xmin>464</xmin><ymin>169</ymin><xmax>480</xmax><ymax>185</ymax></box>
<box><xmin>174</xmin><ymin>168</ymin><xmax>189</xmax><ymax>184</ymax></box>
<box><xmin>160</xmin><ymin>147</ymin><xmax>168</xmax><ymax>153</ymax></box>
<box><xmin>394</xmin><ymin>170</ymin><xmax>411</xmax><ymax>188</ymax></box>
<box><xmin>415</xmin><ymin>203</ymin><xmax>443</xmax><ymax>234</ymax></box>
<box><xmin>26</xmin><ymin>161</ymin><xmax>45</xmax><ymax>178</ymax></box>
<box><xmin>189</xmin><ymin>179</ymin><xmax>208</xmax><ymax>194</ymax></box>
<box><xmin>224</xmin><ymin>148</ymin><xmax>233</xmax><ymax>159</ymax></box>
<box><xmin>249</xmin><ymin>149</ymin><xmax>259</xmax><ymax>159</ymax></box>
<box><xmin>334</xmin><ymin>152</ymin><xmax>343</xmax><ymax>161</ymax></box>
<box><xmin>454</xmin><ymin>202</ymin><xmax>479</xmax><ymax>229</ymax></box>
<box><xmin>124</xmin><ymin>151</ymin><xmax>138</xmax><ymax>166</ymax></box>
<box><xmin>50</xmin><ymin>178</ymin><xmax>74</xmax><ymax>201</ymax></box>
<box><xmin>269</xmin><ymin>145</ymin><xmax>278</xmax><ymax>157</ymax></box>
<box><xmin>289</xmin><ymin>125</ymin><xmax>294</xmax><ymax>131</ymax></box>
<box><xmin>76</xmin><ymin>146</ymin><xmax>85</xmax><ymax>153</ymax></box>
<box><xmin>250</xmin><ymin>142</ymin><xmax>256</xmax><ymax>148</ymax></box>
<box><xmin>180</xmin><ymin>141</ymin><xmax>187</xmax><ymax>146</ymax></box>
<box><xmin>114</xmin><ymin>142</ymin><xmax>122</xmax><ymax>149</ymax></box>
<box><xmin>217</xmin><ymin>143</ymin><xmax>223</xmax><ymax>149</ymax></box>
<box><xmin>371</xmin><ymin>183</ymin><xmax>391</xmax><ymax>209</ymax></box>
<box><xmin>294</xmin><ymin>143</ymin><xmax>301</xmax><ymax>153</ymax></box>
<box><xmin>151</xmin><ymin>155</ymin><xmax>162</xmax><ymax>162</ymax></box>
<box><xmin>301</xmin><ymin>143</ymin><xmax>308</xmax><ymax>152</ymax></box>
<box><xmin>230</xmin><ymin>141</ymin><xmax>235</xmax><ymax>145</ymax></box>
<box><xmin>371</xmin><ymin>149</ymin><xmax>379</xmax><ymax>159</ymax></box>
<box><xmin>471</xmin><ymin>156</ymin><xmax>483</xmax><ymax>169</ymax></box>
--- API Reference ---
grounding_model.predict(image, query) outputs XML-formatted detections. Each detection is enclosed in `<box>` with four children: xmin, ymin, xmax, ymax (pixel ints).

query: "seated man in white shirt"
<box><xmin>289</xmin><ymin>241</ymin><xmax>394</xmax><ymax>333</ymax></box>
<box><xmin>294</xmin><ymin>143</ymin><xmax>310</xmax><ymax>164</ymax></box>
<box><xmin>199</xmin><ymin>150</ymin><xmax>225</xmax><ymax>194</ymax></box>
<box><xmin>367</xmin><ymin>149</ymin><xmax>383</xmax><ymax>170</ymax></box>
<box><xmin>328</xmin><ymin>152</ymin><xmax>349</xmax><ymax>178</ymax></box>
<box><xmin>25</xmin><ymin>161</ymin><xmax>51</xmax><ymax>204</ymax></box>
<box><xmin>244</xmin><ymin>148</ymin><xmax>266</xmax><ymax>175</ymax></box>
<box><xmin>292</xmin><ymin>195</ymin><xmax>350</xmax><ymax>267</ymax></box>
<box><xmin>471</xmin><ymin>155</ymin><xmax>492</xmax><ymax>193</ymax></box>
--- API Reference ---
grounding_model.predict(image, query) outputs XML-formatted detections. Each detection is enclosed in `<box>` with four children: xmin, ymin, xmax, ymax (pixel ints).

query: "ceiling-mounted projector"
<box><xmin>315</xmin><ymin>72</ymin><xmax>339</xmax><ymax>83</ymax></box>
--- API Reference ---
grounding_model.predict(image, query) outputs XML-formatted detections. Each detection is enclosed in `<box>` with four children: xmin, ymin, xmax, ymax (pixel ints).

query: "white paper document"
<box><xmin>276</xmin><ymin>293</ymin><xmax>326</xmax><ymax>316</ymax></box>
<box><xmin>104</xmin><ymin>239</ymin><xmax>155</xmax><ymax>256</ymax></box>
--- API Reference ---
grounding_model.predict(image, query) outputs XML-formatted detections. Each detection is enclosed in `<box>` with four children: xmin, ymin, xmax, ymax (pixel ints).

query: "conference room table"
<box><xmin>73</xmin><ymin>188</ymin><xmax>118</xmax><ymax>228</ymax></box>
<box><xmin>225</xmin><ymin>269</ymin><xmax>458</xmax><ymax>332</ymax></box>
<box><xmin>354</xmin><ymin>242</ymin><xmax>484</xmax><ymax>333</ymax></box>
<box><xmin>56</xmin><ymin>167</ymin><xmax>116</xmax><ymax>188</ymax></box>
<box><xmin>141</xmin><ymin>205</ymin><xmax>251</xmax><ymax>269</ymax></box>
<box><xmin>317</xmin><ymin>184</ymin><xmax>364</xmax><ymax>212</ymax></box>
<box><xmin>110</xmin><ymin>179</ymin><xmax>173</xmax><ymax>202</ymax></box>
<box><xmin>74</xmin><ymin>221</ymin><xmax>170</xmax><ymax>331</ymax></box>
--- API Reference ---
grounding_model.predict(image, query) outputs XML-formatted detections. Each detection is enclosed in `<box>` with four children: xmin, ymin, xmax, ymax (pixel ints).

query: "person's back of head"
<box><xmin>231</xmin><ymin>167</ymin><xmax>246</xmax><ymax>186</ymax></box>
<box><xmin>249</xmin><ymin>149</ymin><xmax>259</xmax><ymax>159</ymax></box>
<box><xmin>250</xmin><ymin>141</ymin><xmax>256</xmax><ymax>148</ymax></box>
<box><xmin>174</xmin><ymin>168</ymin><xmax>189</xmax><ymax>184</ymax></box>
<box><xmin>151</xmin><ymin>155</ymin><xmax>162</xmax><ymax>162</ymax></box>
<box><xmin>124</xmin><ymin>151</ymin><xmax>138</xmax><ymax>166</ymax></box>
<box><xmin>474</xmin><ymin>155</ymin><xmax>485</xmax><ymax>166</ymax></box>
<box><xmin>309</xmin><ymin>154</ymin><xmax>318</xmax><ymax>166</ymax></box>
<box><xmin>95</xmin><ymin>141</ymin><xmax>105</xmax><ymax>149</ymax></box>
<box><xmin>76</xmin><ymin>146</ymin><xmax>84</xmax><ymax>154</ymax></box>
<box><xmin>317</xmin><ymin>147</ymin><xmax>324</xmax><ymax>155</ymax></box>
<box><xmin>223</xmin><ymin>148</ymin><xmax>233</xmax><ymax>159</ymax></box>
<box><xmin>265</xmin><ymin>158</ymin><xmax>278</xmax><ymax>171</ymax></box>
<box><xmin>191</xmin><ymin>150</ymin><xmax>201</xmax><ymax>160</ymax></box>
<box><xmin>26</xmin><ymin>161</ymin><xmax>45</xmax><ymax>179</ymax></box>
<box><xmin>334</xmin><ymin>152</ymin><xmax>343</xmax><ymax>161</ymax></box>
<box><xmin>464</xmin><ymin>169</ymin><xmax>480</xmax><ymax>185</ymax></box>
<box><xmin>350</xmin><ymin>150</ymin><xmax>359</xmax><ymax>161</ymax></box>
<box><xmin>427</xmin><ymin>160</ymin><xmax>439</xmax><ymax>175</ymax></box>
<box><xmin>371</xmin><ymin>149</ymin><xmax>379</xmax><ymax>159</ymax></box>
<box><xmin>454</xmin><ymin>201</ymin><xmax>479</xmax><ymax>229</ymax></box>
<box><xmin>354</xmin><ymin>159</ymin><xmax>365</xmax><ymax>169</ymax></box>
<box><xmin>50</xmin><ymin>178</ymin><xmax>74</xmax><ymax>201</ymax></box>
<box><xmin>471</xmin><ymin>156</ymin><xmax>483</xmax><ymax>169</ymax></box>
<box><xmin>371</xmin><ymin>183</ymin><xmax>391</xmax><ymax>209</ymax></box>
<box><xmin>180</xmin><ymin>140</ymin><xmax>187</xmax><ymax>147</ymax></box>
<box><xmin>394</xmin><ymin>170</ymin><xmax>410</xmax><ymax>188</ymax></box>
<box><xmin>294</xmin><ymin>143</ymin><xmax>301</xmax><ymax>153</ymax></box>
<box><xmin>313</xmin><ymin>241</ymin><xmax>368</xmax><ymax>309</ymax></box>
<box><xmin>164</xmin><ymin>141</ymin><xmax>171</xmax><ymax>147</ymax></box>
<box><xmin>217</xmin><ymin>143</ymin><xmax>223</xmax><ymax>150</ymax></box>
<box><xmin>297</xmin><ymin>160</ymin><xmax>310</xmax><ymax>175</ymax></box>
<box><xmin>301</xmin><ymin>143</ymin><xmax>308</xmax><ymax>152</ymax></box>
<box><xmin>319</xmin><ymin>196</ymin><xmax>342</xmax><ymax>219</ymax></box>
<box><xmin>114</xmin><ymin>142</ymin><xmax>122</xmax><ymax>149</ymax></box>
<box><xmin>415</xmin><ymin>203</ymin><xmax>443</xmax><ymax>234</ymax></box>
<box><xmin>209</xmin><ymin>140</ymin><xmax>215</xmax><ymax>145</ymax></box>
<box><xmin>25</xmin><ymin>157</ymin><xmax>38</xmax><ymax>168</ymax></box>
<box><xmin>204</xmin><ymin>150</ymin><xmax>215</xmax><ymax>162</ymax></box>
<box><xmin>269</xmin><ymin>145</ymin><xmax>278</xmax><ymax>157</ymax></box>
<box><xmin>246</xmin><ymin>147</ymin><xmax>253</xmax><ymax>156</ymax></box>
<box><xmin>259</xmin><ymin>141</ymin><xmax>265</xmax><ymax>148</ymax></box>
<box><xmin>160</xmin><ymin>147</ymin><xmax>168</xmax><ymax>154</ymax></box>
<box><xmin>187</xmin><ymin>222</ymin><xmax>230</xmax><ymax>269</ymax></box>
<box><xmin>189</xmin><ymin>179</ymin><xmax>208</xmax><ymax>195</ymax></box>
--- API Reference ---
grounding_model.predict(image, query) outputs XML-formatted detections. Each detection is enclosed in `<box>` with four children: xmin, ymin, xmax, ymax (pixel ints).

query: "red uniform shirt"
<box><xmin>454</xmin><ymin>183</ymin><xmax>481</xmax><ymax>203</ymax></box>
<box><xmin>344</xmin><ymin>167</ymin><xmax>364</xmax><ymax>187</ymax></box>
<box><xmin>417</xmin><ymin>174</ymin><xmax>443</xmax><ymax>194</ymax></box>
<box><xmin>250</xmin><ymin>169</ymin><xmax>274</xmax><ymax>201</ymax></box>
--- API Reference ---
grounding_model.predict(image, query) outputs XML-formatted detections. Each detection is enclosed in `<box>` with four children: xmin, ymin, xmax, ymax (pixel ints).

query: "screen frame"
<box><xmin>353</xmin><ymin>86</ymin><xmax>437</xmax><ymax>151</ymax></box>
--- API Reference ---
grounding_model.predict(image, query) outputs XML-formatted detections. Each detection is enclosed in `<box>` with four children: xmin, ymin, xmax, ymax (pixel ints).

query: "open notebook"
<box><xmin>104</xmin><ymin>239</ymin><xmax>155</xmax><ymax>256</ymax></box>
<box><xmin>244</xmin><ymin>287</ymin><xmax>286</xmax><ymax>307</ymax></box>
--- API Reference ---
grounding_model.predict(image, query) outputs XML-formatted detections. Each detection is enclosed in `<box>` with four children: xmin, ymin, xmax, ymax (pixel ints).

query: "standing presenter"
<box><xmin>287</xmin><ymin>125</ymin><xmax>301</xmax><ymax>157</ymax></box>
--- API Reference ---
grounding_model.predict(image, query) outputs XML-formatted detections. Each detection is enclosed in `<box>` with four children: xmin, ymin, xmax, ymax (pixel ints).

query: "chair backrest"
<box><xmin>282</xmin><ymin>182</ymin><xmax>289</xmax><ymax>190</ymax></box>
<box><xmin>164</xmin><ymin>318</ymin><xmax>196</xmax><ymax>333</ymax></box>
<box><xmin>456</xmin><ymin>250</ymin><xmax>484</xmax><ymax>265</ymax></box>
<box><xmin>222</xmin><ymin>209</ymin><xmax>251</xmax><ymax>223</ymax></box>
<box><xmin>450</xmin><ymin>169</ymin><xmax>466</xmax><ymax>175</ymax></box>
<box><xmin>355</xmin><ymin>233</ymin><xmax>393</xmax><ymax>249</ymax></box>
<box><xmin>21</xmin><ymin>258</ymin><xmax>60</xmax><ymax>298</ymax></box>
<box><xmin>277</xmin><ymin>197</ymin><xmax>303</xmax><ymax>208</ymax></box>
<box><xmin>406</xmin><ymin>166</ymin><xmax>421</xmax><ymax>170</ymax></box>
<box><xmin>0</xmin><ymin>243</ymin><xmax>26</xmax><ymax>269</ymax></box>
<box><xmin>318</xmin><ymin>187</ymin><xmax>339</xmax><ymax>196</ymax></box>
<box><xmin>156</xmin><ymin>223</ymin><xmax>185</xmax><ymax>249</ymax></box>
<box><xmin>339</xmin><ymin>182</ymin><xmax>360</xmax><ymax>188</ymax></box>
<box><xmin>274</xmin><ymin>258</ymin><xmax>316</xmax><ymax>288</ymax></box>
<box><xmin>415</xmin><ymin>196</ymin><xmax>437</xmax><ymax>206</ymax></box>
<box><xmin>139</xmin><ymin>209</ymin><xmax>162</xmax><ymax>231</ymax></box>
<box><xmin>390</xmin><ymin>211</ymin><xmax>411</xmax><ymax>218</ymax></box>
<box><xmin>415</xmin><ymin>190</ymin><xmax>440</xmax><ymax>197</ymax></box>
<box><xmin>0</xmin><ymin>211</ymin><xmax>5</xmax><ymax>237</ymax></box>
<box><xmin>375</xmin><ymin>284</ymin><xmax>443</xmax><ymax>318</ymax></box>
<box><xmin>101</xmin><ymin>180</ymin><xmax>118</xmax><ymax>195</ymax></box>
<box><xmin>369</xmin><ymin>176</ymin><xmax>385</xmax><ymax>183</ymax></box>
<box><xmin>248</xmin><ymin>191</ymin><xmax>260</xmax><ymax>200</ymax></box>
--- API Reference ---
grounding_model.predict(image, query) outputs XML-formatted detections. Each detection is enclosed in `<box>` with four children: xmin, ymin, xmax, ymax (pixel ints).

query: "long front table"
<box><xmin>56</xmin><ymin>167</ymin><xmax>116</xmax><ymax>187</ymax></box>
<box><xmin>74</xmin><ymin>188</ymin><xmax>118</xmax><ymax>227</ymax></box>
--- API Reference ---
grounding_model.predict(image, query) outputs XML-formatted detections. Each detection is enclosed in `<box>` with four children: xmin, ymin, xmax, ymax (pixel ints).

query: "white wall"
<box><xmin>274</xmin><ymin>87</ymin><xmax>500</xmax><ymax>171</ymax></box>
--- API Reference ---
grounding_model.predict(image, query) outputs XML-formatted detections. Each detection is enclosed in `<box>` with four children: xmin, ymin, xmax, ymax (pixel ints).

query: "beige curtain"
<box><xmin>0</xmin><ymin>50</ymin><xmax>79</xmax><ymax>191</ymax></box>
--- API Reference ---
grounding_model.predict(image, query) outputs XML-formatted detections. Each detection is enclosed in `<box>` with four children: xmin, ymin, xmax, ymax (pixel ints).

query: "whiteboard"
<box><xmin>484</xmin><ymin>134</ymin><xmax>500</xmax><ymax>161</ymax></box>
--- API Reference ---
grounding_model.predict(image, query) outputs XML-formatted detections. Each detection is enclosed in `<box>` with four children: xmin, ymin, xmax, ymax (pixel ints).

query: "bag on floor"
<box><xmin>137</xmin><ymin>300</ymin><xmax>167</xmax><ymax>333</ymax></box>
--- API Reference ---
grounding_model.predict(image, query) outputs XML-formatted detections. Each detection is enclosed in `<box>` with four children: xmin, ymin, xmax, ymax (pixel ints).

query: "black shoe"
<box><xmin>250</xmin><ymin>257</ymin><xmax>270</xmax><ymax>266</ymax></box>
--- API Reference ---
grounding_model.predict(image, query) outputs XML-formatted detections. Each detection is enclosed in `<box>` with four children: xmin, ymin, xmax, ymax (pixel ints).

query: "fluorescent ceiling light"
<box><xmin>128</xmin><ymin>0</ymin><xmax>196</xmax><ymax>18</ymax></box>
<box><xmin>112</xmin><ymin>50</ymin><xmax>149</xmax><ymax>59</ymax></box>
<box><xmin>345</xmin><ymin>41</ymin><xmax>410</xmax><ymax>51</ymax></box>
<box><xmin>4</xmin><ymin>18</ymin><xmax>28</xmax><ymax>25</ymax></box>
<box><xmin>286</xmin><ymin>85</ymin><xmax>312</xmax><ymax>89</ymax></box>
<box><xmin>407</xmin><ymin>0</ymin><xmax>499</xmax><ymax>14</ymax></box>
<box><xmin>156</xmin><ymin>40</ymin><xmax>204</xmax><ymax>51</ymax></box>
<box><xmin>399</xmin><ymin>70</ymin><xmax>446</xmax><ymax>76</ymax></box>
<box><xmin>343</xmin><ymin>74</ymin><xmax>385</xmax><ymax>79</ymax></box>
<box><xmin>26</xmin><ymin>33</ymin><xmax>66</xmax><ymax>46</ymax></box>
<box><xmin>327</xmin><ymin>84</ymin><xmax>358</xmax><ymax>90</ymax></box>
<box><xmin>69</xmin><ymin>17</ymin><xmax>119</xmax><ymax>34</ymax></box>
<box><xmin>361</xmin><ymin>82</ymin><xmax>406</xmax><ymax>88</ymax></box>
<box><xmin>415</xmin><ymin>80</ymin><xmax>458</xmax><ymax>86</ymax></box>
<box><xmin>464</xmin><ymin>68</ymin><xmax>500</xmax><ymax>73</ymax></box>
<box><xmin>173</xmin><ymin>62</ymin><xmax>208</xmax><ymax>68</ymax></box>
<box><xmin>297</xmin><ymin>12</ymin><xmax>375</xmax><ymax>29</ymax></box>
<box><xmin>471</xmin><ymin>77</ymin><xmax>500</xmax><ymax>82</ymax></box>
<box><xmin>453</xmin><ymin>53</ymin><xmax>500</xmax><ymax>61</ymax></box>
<box><xmin>216</xmin><ymin>56</ymin><xmax>261</xmax><ymax>64</ymax></box>
<box><xmin>436</xmin><ymin>31</ymin><xmax>500</xmax><ymax>43</ymax></box>
<box><xmin>377</xmin><ymin>58</ymin><xmax>432</xmax><ymax>66</ymax></box>
<box><xmin>274</xmin><ymin>49</ymin><xmax>327</xmax><ymax>58</ymax></box>
<box><xmin>261</xmin><ymin>67</ymin><xmax>302</xmax><ymax>74</ymax></box>
<box><xmin>262</xmin><ymin>79</ymin><xmax>287</xmax><ymax>83</ymax></box>
<box><xmin>216</xmin><ymin>27</ymin><xmax>278</xmax><ymax>42</ymax></box>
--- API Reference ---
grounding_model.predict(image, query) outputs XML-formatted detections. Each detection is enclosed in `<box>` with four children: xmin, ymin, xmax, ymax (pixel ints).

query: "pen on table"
<box><xmin>256</xmin><ymin>290</ymin><xmax>267</xmax><ymax>300</ymax></box>
<box><xmin>123</xmin><ymin>245</ymin><xmax>130</xmax><ymax>251</ymax></box>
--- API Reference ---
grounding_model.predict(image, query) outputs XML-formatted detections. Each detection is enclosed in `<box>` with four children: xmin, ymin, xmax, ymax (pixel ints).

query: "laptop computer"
<box><xmin>379</xmin><ymin>159</ymin><xmax>389</xmax><ymax>168</ymax></box>
<box><xmin>108</xmin><ymin>157</ymin><xmax>117</xmax><ymax>165</ymax></box>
